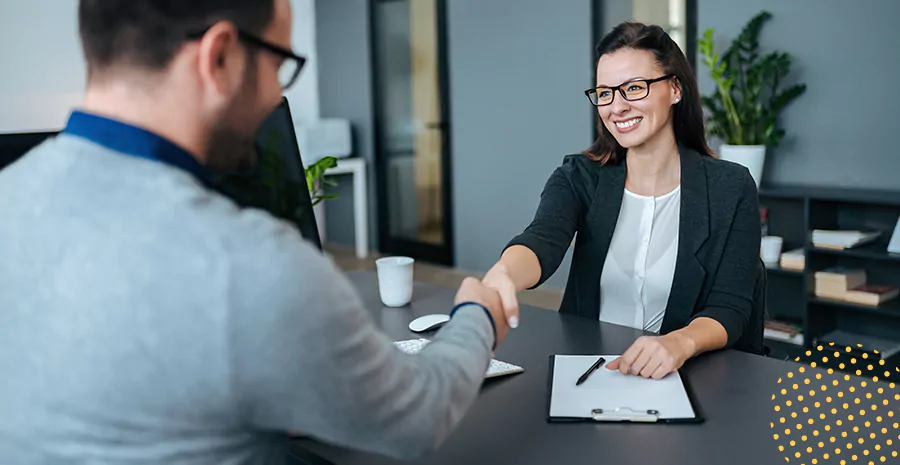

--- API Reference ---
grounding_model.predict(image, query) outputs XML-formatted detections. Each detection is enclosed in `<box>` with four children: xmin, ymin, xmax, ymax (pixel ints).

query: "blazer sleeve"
<box><xmin>691</xmin><ymin>168</ymin><xmax>761</xmax><ymax>347</ymax></box>
<box><xmin>505</xmin><ymin>159</ymin><xmax>583</xmax><ymax>289</ymax></box>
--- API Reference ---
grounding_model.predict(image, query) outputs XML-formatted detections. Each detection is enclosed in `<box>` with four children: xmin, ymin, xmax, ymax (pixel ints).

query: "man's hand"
<box><xmin>481</xmin><ymin>264</ymin><xmax>520</xmax><ymax>329</ymax></box>
<box><xmin>455</xmin><ymin>277</ymin><xmax>510</xmax><ymax>348</ymax></box>
<box><xmin>605</xmin><ymin>333</ymin><xmax>696</xmax><ymax>380</ymax></box>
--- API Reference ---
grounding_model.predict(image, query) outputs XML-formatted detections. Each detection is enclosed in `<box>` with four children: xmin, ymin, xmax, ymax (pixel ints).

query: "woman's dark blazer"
<box><xmin>506</xmin><ymin>145</ymin><xmax>762</xmax><ymax>350</ymax></box>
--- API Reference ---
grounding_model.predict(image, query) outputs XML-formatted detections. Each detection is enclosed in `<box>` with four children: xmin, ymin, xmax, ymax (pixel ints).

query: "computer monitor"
<box><xmin>0</xmin><ymin>131</ymin><xmax>58</xmax><ymax>171</ymax></box>
<box><xmin>213</xmin><ymin>97</ymin><xmax>322</xmax><ymax>250</ymax></box>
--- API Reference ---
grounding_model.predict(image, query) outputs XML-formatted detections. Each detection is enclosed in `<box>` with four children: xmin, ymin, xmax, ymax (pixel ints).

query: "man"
<box><xmin>0</xmin><ymin>1</ymin><xmax>517</xmax><ymax>463</ymax></box>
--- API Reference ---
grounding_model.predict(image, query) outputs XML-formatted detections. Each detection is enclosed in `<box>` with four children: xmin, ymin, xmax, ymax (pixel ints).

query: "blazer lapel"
<box><xmin>580</xmin><ymin>161</ymin><xmax>626</xmax><ymax>319</ymax></box>
<box><xmin>660</xmin><ymin>147</ymin><xmax>709</xmax><ymax>333</ymax></box>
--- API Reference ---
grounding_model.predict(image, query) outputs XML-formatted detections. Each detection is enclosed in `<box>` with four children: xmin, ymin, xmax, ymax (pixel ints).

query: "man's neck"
<box><xmin>81</xmin><ymin>82</ymin><xmax>209</xmax><ymax>164</ymax></box>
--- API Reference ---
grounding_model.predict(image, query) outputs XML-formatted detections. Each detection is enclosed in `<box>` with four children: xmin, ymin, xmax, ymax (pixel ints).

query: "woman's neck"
<box><xmin>625</xmin><ymin>130</ymin><xmax>681</xmax><ymax>197</ymax></box>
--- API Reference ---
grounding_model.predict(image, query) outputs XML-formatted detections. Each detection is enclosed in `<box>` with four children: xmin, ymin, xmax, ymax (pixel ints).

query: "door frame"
<box><xmin>589</xmin><ymin>0</ymin><xmax>697</xmax><ymax>70</ymax></box>
<box><xmin>369</xmin><ymin>0</ymin><xmax>455</xmax><ymax>265</ymax></box>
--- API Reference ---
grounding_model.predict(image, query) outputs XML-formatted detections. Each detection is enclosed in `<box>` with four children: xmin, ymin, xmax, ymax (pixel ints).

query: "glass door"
<box><xmin>372</xmin><ymin>0</ymin><xmax>453</xmax><ymax>264</ymax></box>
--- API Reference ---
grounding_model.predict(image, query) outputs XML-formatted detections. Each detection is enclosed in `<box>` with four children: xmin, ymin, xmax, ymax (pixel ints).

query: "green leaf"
<box><xmin>769</xmin><ymin>128</ymin><xmax>786</xmax><ymax>148</ymax></box>
<box><xmin>761</xmin><ymin>115</ymin><xmax>777</xmax><ymax>142</ymax></box>
<box><xmin>304</xmin><ymin>156</ymin><xmax>341</xmax><ymax>207</ymax></box>
<box><xmin>770</xmin><ymin>84</ymin><xmax>807</xmax><ymax>114</ymax></box>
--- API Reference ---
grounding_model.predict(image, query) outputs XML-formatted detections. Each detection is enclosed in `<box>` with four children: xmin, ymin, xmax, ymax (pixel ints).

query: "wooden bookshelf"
<box><xmin>808</xmin><ymin>243</ymin><xmax>900</xmax><ymax>263</ymax></box>
<box><xmin>759</xmin><ymin>185</ymin><xmax>900</xmax><ymax>368</ymax></box>
<box><xmin>809</xmin><ymin>297</ymin><xmax>900</xmax><ymax>318</ymax></box>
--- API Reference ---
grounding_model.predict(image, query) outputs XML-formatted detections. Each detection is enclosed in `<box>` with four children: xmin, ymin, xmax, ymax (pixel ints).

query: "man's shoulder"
<box><xmin>10</xmin><ymin>133</ymin><xmax>327</xmax><ymax>273</ymax></box>
<box><xmin>156</xmin><ymin>174</ymin><xmax>325</xmax><ymax>277</ymax></box>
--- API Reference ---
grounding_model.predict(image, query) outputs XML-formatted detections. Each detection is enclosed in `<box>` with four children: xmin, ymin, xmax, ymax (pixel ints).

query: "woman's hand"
<box><xmin>605</xmin><ymin>333</ymin><xmax>697</xmax><ymax>379</ymax></box>
<box><xmin>481</xmin><ymin>264</ymin><xmax>520</xmax><ymax>329</ymax></box>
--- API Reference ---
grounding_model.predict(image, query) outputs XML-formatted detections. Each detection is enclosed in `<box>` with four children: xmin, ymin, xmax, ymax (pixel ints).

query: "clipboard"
<box><xmin>546</xmin><ymin>355</ymin><xmax>704</xmax><ymax>424</ymax></box>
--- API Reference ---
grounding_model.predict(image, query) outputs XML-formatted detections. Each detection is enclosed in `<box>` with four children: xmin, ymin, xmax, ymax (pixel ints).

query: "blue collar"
<box><xmin>63</xmin><ymin>111</ymin><xmax>212</xmax><ymax>187</ymax></box>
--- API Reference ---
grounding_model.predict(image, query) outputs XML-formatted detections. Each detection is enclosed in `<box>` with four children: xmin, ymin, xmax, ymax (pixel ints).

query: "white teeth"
<box><xmin>615</xmin><ymin>117</ymin><xmax>643</xmax><ymax>128</ymax></box>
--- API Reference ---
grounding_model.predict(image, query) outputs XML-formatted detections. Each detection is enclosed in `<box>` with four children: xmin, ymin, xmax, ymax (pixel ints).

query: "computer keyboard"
<box><xmin>394</xmin><ymin>338</ymin><xmax>524</xmax><ymax>379</ymax></box>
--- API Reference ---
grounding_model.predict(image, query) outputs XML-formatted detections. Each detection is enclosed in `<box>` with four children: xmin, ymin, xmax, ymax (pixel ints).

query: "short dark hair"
<box><xmin>78</xmin><ymin>0</ymin><xmax>275</xmax><ymax>74</ymax></box>
<box><xmin>585</xmin><ymin>22</ymin><xmax>713</xmax><ymax>164</ymax></box>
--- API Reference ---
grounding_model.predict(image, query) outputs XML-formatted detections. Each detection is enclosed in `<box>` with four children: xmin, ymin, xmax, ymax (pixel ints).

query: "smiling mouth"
<box><xmin>615</xmin><ymin>117</ymin><xmax>643</xmax><ymax>129</ymax></box>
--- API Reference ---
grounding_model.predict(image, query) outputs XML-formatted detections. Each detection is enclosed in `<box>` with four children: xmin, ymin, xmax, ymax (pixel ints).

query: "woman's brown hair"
<box><xmin>585</xmin><ymin>22</ymin><xmax>713</xmax><ymax>164</ymax></box>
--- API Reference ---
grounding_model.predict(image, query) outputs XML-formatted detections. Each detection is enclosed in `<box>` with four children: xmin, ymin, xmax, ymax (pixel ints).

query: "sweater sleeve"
<box><xmin>227</xmin><ymin>215</ymin><xmax>494</xmax><ymax>460</ymax></box>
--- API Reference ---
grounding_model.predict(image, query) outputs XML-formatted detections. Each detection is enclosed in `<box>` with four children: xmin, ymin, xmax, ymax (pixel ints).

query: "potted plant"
<box><xmin>305</xmin><ymin>156</ymin><xmax>339</xmax><ymax>207</ymax></box>
<box><xmin>305</xmin><ymin>156</ymin><xmax>339</xmax><ymax>242</ymax></box>
<box><xmin>699</xmin><ymin>11</ymin><xmax>807</xmax><ymax>186</ymax></box>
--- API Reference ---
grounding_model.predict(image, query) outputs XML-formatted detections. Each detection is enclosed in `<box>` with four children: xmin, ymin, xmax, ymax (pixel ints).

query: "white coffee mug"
<box><xmin>760</xmin><ymin>235</ymin><xmax>783</xmax><ymax>265</ymax></box>
<box><xmin>375</xmin><ymin>256</ymin><xmax>415</xmax><ymax>307</ymax></box>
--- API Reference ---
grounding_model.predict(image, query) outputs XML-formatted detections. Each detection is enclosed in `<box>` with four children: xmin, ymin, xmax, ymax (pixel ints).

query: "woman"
<box><xmin>483</xmin><ymin>22</ymin><xmax>762</xmax><ymax>379</ymax></box>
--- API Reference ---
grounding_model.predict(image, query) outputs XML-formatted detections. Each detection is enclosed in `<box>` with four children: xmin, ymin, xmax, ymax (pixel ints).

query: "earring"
<box><xmin>675</xmin><ymin>97</ymin><xmax>681</xmax><ymax>103</ymax></box>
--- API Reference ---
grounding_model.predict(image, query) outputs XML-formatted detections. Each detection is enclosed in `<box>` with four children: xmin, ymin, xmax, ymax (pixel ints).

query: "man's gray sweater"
<box><xmin>0</xmin><ymin>135</ymin><xmax>494</xmax><ymax>464</ymax></box>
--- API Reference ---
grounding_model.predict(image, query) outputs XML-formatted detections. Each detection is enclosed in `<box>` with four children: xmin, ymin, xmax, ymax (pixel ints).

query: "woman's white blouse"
<box><xmin>599</xmin><ymin>186</ymin><xmax>681</xmax><ymax>333</ymax></box>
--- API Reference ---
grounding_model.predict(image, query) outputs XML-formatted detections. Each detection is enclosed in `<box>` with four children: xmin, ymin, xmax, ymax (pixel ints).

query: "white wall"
<box><xmin>0</xmin><ymin>0</ymin><xmax>84</xmax><ymax>133</ymax></box>
<box><xmin>285</xmin><ymin>0</ymin><xmax>320</xmax><ymax>124</ymax></box>
<box><xmin>0</xmin><ymin>0</ymin><xmax>319</xmax><ymax>134</ymax></box>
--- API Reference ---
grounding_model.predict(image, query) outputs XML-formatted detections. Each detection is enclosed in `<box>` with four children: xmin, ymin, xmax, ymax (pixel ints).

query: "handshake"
<box><xmin>454</xmin><ymin>265</ymin><xmax>520</xmax><ymax>349</ymax></box>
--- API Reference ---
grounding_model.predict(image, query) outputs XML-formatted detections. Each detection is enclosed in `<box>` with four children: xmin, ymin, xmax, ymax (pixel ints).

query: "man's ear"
<box><xmin>195</xmin><ymin>21</ymin><xmax>245</xmax><ymax>103</ymax></box>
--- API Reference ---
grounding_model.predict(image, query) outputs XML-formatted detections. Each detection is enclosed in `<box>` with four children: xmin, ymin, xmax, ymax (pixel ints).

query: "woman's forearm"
<box><xmin>484</xmin><ymin>245</ymin><xmax>542</xmax><ymax>292</ymax></box>
<box><xmin>666</xmin><ymin>317</ymin><xmax>729</xmax><ymax>358</ymax></box>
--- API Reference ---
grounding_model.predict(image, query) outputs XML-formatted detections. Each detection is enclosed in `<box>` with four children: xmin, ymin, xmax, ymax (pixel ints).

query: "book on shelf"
<box><xmin>764</xmin><ymin>319</ymin><xmax>804</xmax><ymax>345</ymax></box>
<box><xmin>815</xmin><ymin>284</ymin><xmax>899</xmax><ymax>307</ymax></box>
<box><xmin>814</xmin><ymin>266</ymin><xmax>867</xmax><ymax>290</ymax></box>
<box><xmin>779</xmin><ymin>248</ymin><xmax>805</xmax><ymax>271</ymax></box>
<box><xmin>812</xmin><ymin>229</ymin><xmax>881</xmax><ymax>250</ymax></box>
<box><xmin>765</xmin><ymin>329</ymin><xmax>804</xmax><ymax>345</ymax></box>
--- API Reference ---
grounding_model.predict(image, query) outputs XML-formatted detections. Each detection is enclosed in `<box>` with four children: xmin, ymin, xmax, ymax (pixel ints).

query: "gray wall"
<box><xmin>697</xmin><ymin>0</ymin><xmax>900</xmax><ymax>189</ymax></box>
<box><xmin>314</xmin><ymin>0</ymin><xmax>378</xmax><ymax>247</ymax></box>
<box><xmin>602</xmin><ymin>0</ymin><xmax>634</xmax><ymax>35</ymax></box>
<box><xmin>448</xmin><ymin>0</ymin><xmax>595</xmax><ymax>289</ymax></box>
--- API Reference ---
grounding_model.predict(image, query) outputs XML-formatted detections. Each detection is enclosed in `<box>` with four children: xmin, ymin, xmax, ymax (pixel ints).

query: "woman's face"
<box><xmin>595</xmin><ymin>48</ymin><xmax>681</xmax><ymax>150</ymax></box>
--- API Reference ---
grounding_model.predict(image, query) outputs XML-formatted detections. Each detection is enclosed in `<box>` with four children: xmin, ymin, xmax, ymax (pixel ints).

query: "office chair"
<box><xmin>733</xmin><ymin>257</ymin><xmax>768</xmax><ymax>356</ymax></box>
<box><xmin>0</xmin><ymin>131</ymin><xmax>58</xmax><ymax>171</ymax></box>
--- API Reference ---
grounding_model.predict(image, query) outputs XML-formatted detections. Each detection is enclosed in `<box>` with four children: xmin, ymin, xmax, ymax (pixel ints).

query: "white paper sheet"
<box><xmin>550</xmin><ymin>355</ymin><xmax>696</xmax><ymax>421</ymax></box>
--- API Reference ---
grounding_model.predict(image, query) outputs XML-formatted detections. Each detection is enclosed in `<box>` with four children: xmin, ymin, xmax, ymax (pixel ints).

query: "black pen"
<box><xmin>575</xmin><ymin>357</ymin><xmax>606</xmax><ymax>386</ymax></box>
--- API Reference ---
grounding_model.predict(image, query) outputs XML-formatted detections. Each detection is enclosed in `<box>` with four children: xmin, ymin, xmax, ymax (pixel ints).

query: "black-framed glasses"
<box><xmin>187</xmin><ymin>27</ymin><xmax>307</xmax><ymax>91</ymax></box>
<box><xmin>584</xmin><ymin>74</ymin><xmax>676</xmax><ymax>107</ymax></box>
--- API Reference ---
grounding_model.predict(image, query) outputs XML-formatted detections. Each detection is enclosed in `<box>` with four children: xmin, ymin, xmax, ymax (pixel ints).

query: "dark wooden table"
<box><xmin>291</xmin><ymin>270</ymin><xmax>791</xmax><ymax>465</ymax></box>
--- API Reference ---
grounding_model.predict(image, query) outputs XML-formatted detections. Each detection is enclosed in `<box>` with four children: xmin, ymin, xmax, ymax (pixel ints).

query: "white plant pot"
<box><xmin>718</xmin><ymin>144</ymin><xmax>766</xmax><ymax>187</ymax></box>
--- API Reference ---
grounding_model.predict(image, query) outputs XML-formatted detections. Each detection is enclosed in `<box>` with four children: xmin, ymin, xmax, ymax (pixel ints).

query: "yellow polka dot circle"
<box><xmin>772</xmin><ymin>343</ymin><xmax>900</xmax><ymax>464</ymax></box>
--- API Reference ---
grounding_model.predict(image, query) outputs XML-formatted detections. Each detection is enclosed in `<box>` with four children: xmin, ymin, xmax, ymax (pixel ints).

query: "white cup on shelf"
<box><xmin>761</xmin><ymin>235</ymin><xmax>784</xmax><ymax>265</ymax></box>
<box><xmin>375</xmin><ymin>256</ymin><xmax>415</xmax><ymax>307</ymax></box>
